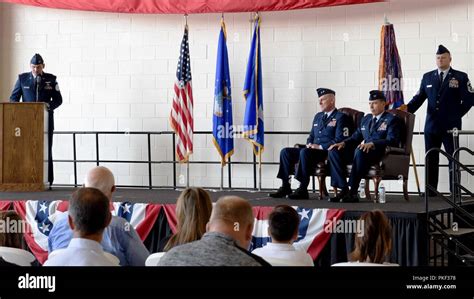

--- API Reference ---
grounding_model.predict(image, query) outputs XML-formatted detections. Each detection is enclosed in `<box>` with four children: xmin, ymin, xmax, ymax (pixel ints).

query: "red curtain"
<box><xmin>0</xmin><ymin>0</ymin><xmax>381</xmax><ymax>14</ymax></box>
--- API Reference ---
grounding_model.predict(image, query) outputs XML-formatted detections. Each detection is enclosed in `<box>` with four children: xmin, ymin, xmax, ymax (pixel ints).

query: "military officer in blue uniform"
<box><xmin>328</xmin><ymin>90</ymin><xmax>400</xmax><ymax>203</ymax></box>
<box><xmin>399</xmin><ymin>45</ymin><xmax>473</xmax><ymax>196</ymax></box>
<box><xmin>10</xmin><ymin>54</ymin><xmax>63</xmax><ymax>188</ymax></box>
<box><xmin>269</xmin><ymin>88</ymin><xmax>351</xmax><ymax>200</ymax></box>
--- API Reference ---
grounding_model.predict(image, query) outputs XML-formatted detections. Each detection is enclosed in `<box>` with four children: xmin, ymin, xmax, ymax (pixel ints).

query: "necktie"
<box><xmin>322</xmin><ymin>113</ymin><xmax>328</xmax><ymax>122</ymax></box>
<box><xmin>34</xmin><ymin>77</ymin><xmax>38</xmax><ymax>102</ymax></box>
<box><xmin>370</xmin><ymin>117</ymin><xmax>377</xmax><ymax>132</ymax></box>
<box><xmin>439</xmin><ymin>71</ymin><xmax>444</xmax><ymax>88</ymax></box>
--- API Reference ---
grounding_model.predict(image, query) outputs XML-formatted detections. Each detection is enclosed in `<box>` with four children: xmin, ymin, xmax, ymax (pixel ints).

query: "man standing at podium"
<box><xmin>10</xmin><ymin>53</ymin><xmax>63</xmax><ymax>188</ymax></box>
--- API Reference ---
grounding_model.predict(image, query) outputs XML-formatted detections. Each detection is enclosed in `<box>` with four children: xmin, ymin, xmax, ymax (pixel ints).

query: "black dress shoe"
<box><xmin>288</xmin><ymin>188</ymin><xmax>309</xmax><ymax>200</ymax></box>
<box><xmin>269</xmin><ymin>186</ymin><xmax>292</xmax><ymax>198</ymax></box>
<box><xmin>340</xmin><ymin>193</ymin><xmax>359</xmax><ymax>203</ymax></box>
<box><xmin>328</xmin><ymin>188</ymin><xmax>349</xmax><ymax>202</ymax></box>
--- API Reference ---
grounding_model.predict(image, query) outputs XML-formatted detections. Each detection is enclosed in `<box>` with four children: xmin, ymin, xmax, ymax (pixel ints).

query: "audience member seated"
<box><xmin>158</xmin><ymin>196</ymin><xmax>270</xmax><ymax>266</ymax></box>
<box><xmin>44</xmin><ymin>188</ymin><xmax>119</xmax><ymax>266</ymax></box>
<box><xmin>161</xmin><ymin>187</ymin><xmax>212</xmax><ymax>252</ymax></box>
<box><xmin>0</xmin><ymin>211</ymin><xmax>36</xmax><ymax>266</ymax></box>
<box><xmin>48</xmin><ymin>246</ymin><xmax>119</xmax><ymax>265</ymax></box>
<box><xmin>252</xmin><ymin>205</ymin><xmax>314</xmax><ymax>266</ymax></box>
<box><xmin>332</xmin><ymin>210</ymin><xmax>398</xmax><ymax>266</ymax></box>
<box><xmin>48</xmin><ymin>166</ymin><xmax>149</xmax><ymax>266</ymax></box>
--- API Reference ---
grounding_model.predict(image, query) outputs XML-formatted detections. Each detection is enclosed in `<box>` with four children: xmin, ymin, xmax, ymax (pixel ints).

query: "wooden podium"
<box><xmin>0</xmin><ymin>103</ymin><xmax>49</xmax><ymax>191</ymax></box>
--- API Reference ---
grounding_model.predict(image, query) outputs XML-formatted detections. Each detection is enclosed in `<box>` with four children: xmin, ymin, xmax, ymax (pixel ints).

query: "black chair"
<box><xmin>357</xmin><ymin>109</ymin><xmax>415</xmax><ymax>202</ymax></box>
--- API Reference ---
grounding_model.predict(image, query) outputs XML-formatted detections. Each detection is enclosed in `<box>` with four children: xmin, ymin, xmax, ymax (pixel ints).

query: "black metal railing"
<box><xmin>425</xmin><ymin>145</ymin><xmax>474</xmax><ymax>266</ymax></box>
<box><xmin>452</xmin><ymin>147</ymin><xmax>474</xmax><ymax>204</ymax></box>
<box><xmin>52</xmin><ymin>130</ymin><xmax>474</xmax><ymax>191</ymax></box>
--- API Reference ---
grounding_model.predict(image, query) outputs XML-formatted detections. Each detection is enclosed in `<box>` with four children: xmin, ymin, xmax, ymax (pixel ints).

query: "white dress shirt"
<box><xmin>324</xmin><ymin>109</ymin><xmax>335</xmax><ymax>119</ymax></box>
<box><xmin>438</xmin><ymin>67</ymin><xmax>450</xmax><ymax>83</ymax></box>
<box><xmin>252</xmin><ymin>243</ymin><xmax>314</xmax><ymax>266</ymax></box>
<box><xmin>44</xmin><ymin>238</ymin><xmax>119</xmax><ymax>266</ymax></box>
<box><xmin>372</xmin><ymin>112</ymin><xmax>383</xmax><ymax>123</ymax></box>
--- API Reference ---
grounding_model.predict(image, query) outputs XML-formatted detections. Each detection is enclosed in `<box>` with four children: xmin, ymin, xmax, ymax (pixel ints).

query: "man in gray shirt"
<box><xmin>158</xmin><ymin>196</ymin><xmax>269</xmax><ymax>266</ymax></box>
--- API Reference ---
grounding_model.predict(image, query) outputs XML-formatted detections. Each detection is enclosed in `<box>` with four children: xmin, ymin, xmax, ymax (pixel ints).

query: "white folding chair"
<box><xmin>332</xmin><ymin>261</ymin><xmax>399</xmax><ymax>267</ymax></box>
<box><xmin>0</xmin><ymin>246</ymin><xmax>36</xmax><ymax>266</ymax></box>
<box><xmin>145</xmin><ymin>252</ymin><xmax>166</xmax><ymax>266</ymax></box>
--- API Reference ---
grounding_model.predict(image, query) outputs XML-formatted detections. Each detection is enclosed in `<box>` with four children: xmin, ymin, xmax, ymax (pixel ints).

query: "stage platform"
<box><xmin>0</xmin><ymin>187</ymin><xmax>453</xmax><ymax>214</ymax></box>
<box><xmin>0</xmin><ymin>188</ymin><xmax>460</xmax><ymax>267</ymax></box>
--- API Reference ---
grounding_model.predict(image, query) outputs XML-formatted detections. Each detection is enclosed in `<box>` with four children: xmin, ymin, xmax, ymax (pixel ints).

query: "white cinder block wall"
<box><xmin>0</xmin><ymin>0</ymin><xmax>473</xmax><ymax>192</ymax></box>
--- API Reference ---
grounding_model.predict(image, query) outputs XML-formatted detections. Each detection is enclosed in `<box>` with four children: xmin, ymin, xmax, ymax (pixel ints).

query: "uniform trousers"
<box><xmin>276</xmin><ymin>147</ymin><xmax>328</xmax><ymax>189</ymax></box>
<box><xmin>328</xmin><ymin>146</ymin><xmax>385</xmax><ymax>193</ymax></box>
<box><xmin>425</xmin><ymin>131</ymin><xmax>455</xmax><ymax>195</ymax></box>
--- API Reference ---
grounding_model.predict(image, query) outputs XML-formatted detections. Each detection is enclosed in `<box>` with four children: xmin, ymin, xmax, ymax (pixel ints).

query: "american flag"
<box><xmin>8</xmin><ymin>200</ymin><xmax>160</xmax><ymax>264</ymax></box>
<box><xmin>1</xmin><ymin>199</ymin><xmax>344</xmax><ymax>264</ymax></box>
<box><xmin>170</xmin><ymin>25</ymin><xmax>194</xmax><ymax>162</ymax></box>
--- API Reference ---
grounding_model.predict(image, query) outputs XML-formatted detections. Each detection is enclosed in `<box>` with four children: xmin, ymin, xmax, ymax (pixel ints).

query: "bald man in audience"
<box><xmin>158</xmin><ymin>196</ymin><xmax>270</xmax><ymax>266</ymax></box>
<box><xmin>48</xmin><ymin>166</ymin><xmax>149</xmax><ymax>266</ymax></box>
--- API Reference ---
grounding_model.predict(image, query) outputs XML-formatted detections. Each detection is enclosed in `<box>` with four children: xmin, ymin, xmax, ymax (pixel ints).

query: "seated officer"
<box><xmin>328</xmin><ymin>90</ymin><xmax>400</xmax><ymax>203</ymax></box>
<box><xmin>270</xmin><ymin>88</ymin><xmax>351</xmax><ymax>200</ymax></box>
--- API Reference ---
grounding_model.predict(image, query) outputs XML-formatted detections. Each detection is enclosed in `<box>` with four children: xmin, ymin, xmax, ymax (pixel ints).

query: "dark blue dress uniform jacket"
<box><xmin>10</xmin><ymin>72</ymin><xmax>63</xmax><ymax>130</ymax></box>
<box><xmin>307</xmin><ymin>109</ymin><xmax>352</xmax><ymax>150</ymax></box>
<box><xmin>407</xmin><ymin>68</ymin><xmax>473</xmax><ymax>133</ymax></box>
<box><xmin>344</xmin><ymin>111</ymin><xmax>400</xmax><ymax>150</ymax></box>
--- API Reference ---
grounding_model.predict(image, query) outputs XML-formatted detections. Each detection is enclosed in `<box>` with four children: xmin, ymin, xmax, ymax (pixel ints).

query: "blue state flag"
<box><xmin>212</xmin><ymin>19</ymin><xmax>234</xmax><ymax>165</ymax></box>
<box><xmin>243</xmin><ymin>14</ymin><xmax>264</xmax><ymax>156</ymax></box>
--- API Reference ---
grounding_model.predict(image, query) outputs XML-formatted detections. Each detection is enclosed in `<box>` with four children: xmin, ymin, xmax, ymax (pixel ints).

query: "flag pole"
<box><xmin>256</xmin><ymin>12</ymin><xmax>262</xmax><ymax>192</ymax></box>
<box><xmin>220</xmin><ymin>13</ymin><xmax>224</xmax><ymax>192</ymax></box>
<box><xmin>185</xmin><ymin>13</ymin><xmax>189</xmax><ymax>188</ymax></box>
<box><xmin>258</xmin><ymin>150</ymin><xmax>262</xmax><ymax>191</ymax></box>
<box><xmin>220</xmin><ymin>163</ymin><xmax>224</xmax><ymax>191</ymax></box>
<box><xmin>410</xmin><ymin>150</ymin><xmax>421</xmax><ymax>195</ymax></box>
<box><xmin>186</xmin><ymin>160</ymin><xmax>190</xmax><ymax>188</ymax></box>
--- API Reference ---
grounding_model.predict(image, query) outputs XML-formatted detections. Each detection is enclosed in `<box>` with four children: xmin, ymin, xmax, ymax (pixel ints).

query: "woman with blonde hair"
<box><xmin>163</xmin><ymin>187</ymin><xmax>213</xmax><ymax>251</ymax></box>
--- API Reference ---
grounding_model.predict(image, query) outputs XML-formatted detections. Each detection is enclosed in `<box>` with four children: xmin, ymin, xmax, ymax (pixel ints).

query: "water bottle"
<box><xmin>378</xmin><ymin>183</ymin><xmax>386</xmax><ymax>203</ymax></box>
<box><xmin>358</xmin><ymin>180</ymin><xmax>366</xmax><ymax>199</ymax></box>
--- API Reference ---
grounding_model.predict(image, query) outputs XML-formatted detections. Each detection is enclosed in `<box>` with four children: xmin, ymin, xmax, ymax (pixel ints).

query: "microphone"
<box><xmin>35</xmin><ymin>75</ymin><xmax>42</xmax><ymax>102</ymax></box>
